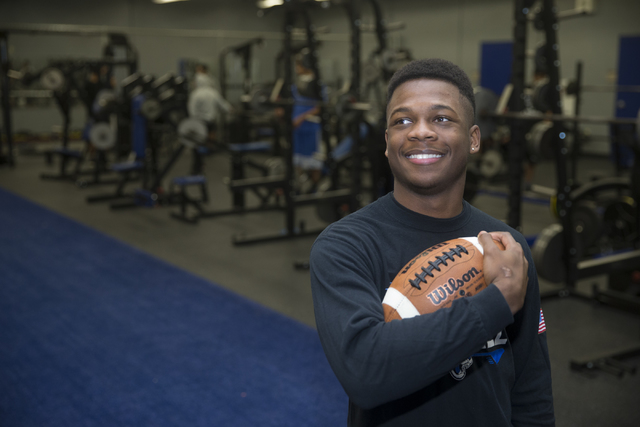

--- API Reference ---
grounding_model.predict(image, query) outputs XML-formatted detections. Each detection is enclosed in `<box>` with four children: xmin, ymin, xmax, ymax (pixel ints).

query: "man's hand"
<box><xmin>478</xmin><ymin>231</ymin><xmax>528</xmax><ymax>315</ymax></box>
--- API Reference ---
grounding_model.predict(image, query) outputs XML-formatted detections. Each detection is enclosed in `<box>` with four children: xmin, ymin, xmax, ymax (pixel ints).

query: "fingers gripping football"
<box><xmin>477</xmin><ymin>231</ymin><xmax>528</xmax><ymax>315</ymax></box>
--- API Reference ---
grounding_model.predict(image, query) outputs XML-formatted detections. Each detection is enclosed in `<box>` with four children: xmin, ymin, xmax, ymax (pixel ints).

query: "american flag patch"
<box><xmin>538</xmin><ymin>308</ymin><xmax>547</xmax><ymax>334</ymax></box>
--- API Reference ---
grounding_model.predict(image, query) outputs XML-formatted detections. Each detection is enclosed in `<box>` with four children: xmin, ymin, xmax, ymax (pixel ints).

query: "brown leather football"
<box><xmin>383</xmin><ymin>237</ymin><xmax>505</xmax><ymax>321</ymax></box>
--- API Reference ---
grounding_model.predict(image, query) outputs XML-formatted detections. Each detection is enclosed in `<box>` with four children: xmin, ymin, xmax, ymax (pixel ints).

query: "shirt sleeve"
<box><xmin>310</xmin><ymin>231</ymin><xmax>515</xmax><ymax>409</ymax></box>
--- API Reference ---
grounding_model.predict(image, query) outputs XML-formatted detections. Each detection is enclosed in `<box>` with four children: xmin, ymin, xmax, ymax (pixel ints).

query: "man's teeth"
<box><xmin>407</xmin><ymin>154</ymin><xmax>442</xmax><ymax>159</ymax></box>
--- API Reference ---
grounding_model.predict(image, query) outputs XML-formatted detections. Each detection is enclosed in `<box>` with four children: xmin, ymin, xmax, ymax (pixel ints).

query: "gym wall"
<box><xmin>2</xmin><ymin>0</ymin><xmax>638</xmax><ymax>154</ymax></box>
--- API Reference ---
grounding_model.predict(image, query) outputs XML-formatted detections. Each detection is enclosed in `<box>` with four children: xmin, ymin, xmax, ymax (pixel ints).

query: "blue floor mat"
<box><xmin>0</xmin><ymin>187</ymin><xmax>347</xmax><ymax>426</ymax></box>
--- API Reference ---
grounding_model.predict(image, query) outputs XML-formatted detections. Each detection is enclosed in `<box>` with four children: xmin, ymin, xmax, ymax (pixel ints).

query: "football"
<box><xmin>382</xmin><ymin>237</ymin><xmax>505</xmax><ymax>321</ymax></box>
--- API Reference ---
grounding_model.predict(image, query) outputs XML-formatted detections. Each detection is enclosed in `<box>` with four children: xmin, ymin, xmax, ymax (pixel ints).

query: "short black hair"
<box><xmin>386</xmin><ymin>58</ymin><xmax>476</xmax><ymax>126</ymax></box>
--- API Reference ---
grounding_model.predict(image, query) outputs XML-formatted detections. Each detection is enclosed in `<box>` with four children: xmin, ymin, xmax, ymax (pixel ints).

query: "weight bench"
<box><xmin>169</xmin><ymin>175</ymin><xmax>209</xmax><ymax>223</ymax></box>
<box><xmin>169</xmin><ymin>140</ymin><xmax>279</xmax><ymax>223</ymax></box>
<box><xmin>86</xmin><ymin>158</ymin><xmax>144</xmax><ymax>203</ymax></box>
<box><xmin>40</xmin><ymin>147</ymin><xmax>84</xmax><ymax>181</ymax></box>
<box><xmin>226</xmin><ymin>140</ymin><xmax>281</xmax><ymax>209</ymax></box>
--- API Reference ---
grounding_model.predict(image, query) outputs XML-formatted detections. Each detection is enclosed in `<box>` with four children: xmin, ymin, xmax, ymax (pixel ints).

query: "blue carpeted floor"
<box><xmin>0</xmin><ymin>188</ymin><xmax>347</xmax><ymax>426</ymax></box>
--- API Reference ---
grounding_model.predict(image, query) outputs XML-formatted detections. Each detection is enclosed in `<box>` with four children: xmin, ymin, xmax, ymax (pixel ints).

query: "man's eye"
<box><xmin>435</xmin><ymin>116</ymin><xmax>451</xmax><ymax>123</ymax></box>
<box><xmin>395</xmin><ymin>118</ymin><xmax>411</xmax><ymax>125</ymax></box>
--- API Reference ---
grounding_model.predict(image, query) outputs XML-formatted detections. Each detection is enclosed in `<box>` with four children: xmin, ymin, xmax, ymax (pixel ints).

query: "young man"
<box><xmin>310</xmin><ymin>59</ymin><xmax>555</xmax><ymax>426</ymax></box>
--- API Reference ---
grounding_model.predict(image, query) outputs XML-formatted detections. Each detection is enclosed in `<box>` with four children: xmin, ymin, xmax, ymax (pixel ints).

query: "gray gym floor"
<box><xmin>1</xmin><ymin>144</ymin><xmax>639</xmax><ymax>426</ymax></box>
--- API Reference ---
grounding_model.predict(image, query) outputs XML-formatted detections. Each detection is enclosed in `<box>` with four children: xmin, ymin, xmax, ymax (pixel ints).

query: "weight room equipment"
<box><xmin>357</xmin><ymin>0</ymin><xmax>408</xmax><ymax>201</ymax></box>
<box><xmin>217</xmin><ymin>0</ymin><xmax>398</xmax><ymax>245</ymax></box>
<box><xmin>0</xmin><ymin>30</ymin><xmax>138</xmax><ymax>179</ymax></box>
<box><xmin>86</xmin><ymin>73</ymin><xmax>160</xmax><ymax>204</ymax></box>
<box><xmin>35</xmin><ymin>59</ymin><xmax>129</xmax><ymax>184</ymax></box>
<box><xmin>20</xmin><ymin>43</ymin><xmax>134</xmax><ymax>185</ymax></box>
<box><xmin>181</xmin><ymin>2</ymin><xmax>362</xmax><ymax>243</ymax></box>
<box><xmin>495</xmin><ymin>0</ymin><xmax>640</xmax><ymax>376</ymax></box>
<box><xmin>166</xmin><ymin>37</ymin><xmax>287</xmax><ymax>223</ymax></box>
<box><xmin>218</xmin><ymin>36</ymin><xmax>285</xmax><ymax>211</ymax></box>
<box><xmin>105</xmin><ymin>75</ymin><xmax>205</xmax><ymax>211</ymax></box>
<box><xmin>360</xmin><ymin>0</ymin><xmax>412</xmax><ymax>124</ymax></box>
<box><xmin>35</xmin><ymin>62</ymin><xmax>85</xmax><ymax>181</ymax></box>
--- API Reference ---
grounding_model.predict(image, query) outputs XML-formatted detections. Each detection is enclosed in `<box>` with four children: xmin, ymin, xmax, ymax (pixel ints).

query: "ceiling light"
<box><xmin>152</xmin><ymin>0</ymin><xmax>189</xmax><ymax>4</ymax></box>
<box><xmin>257</xmin><ymin>0</ymin><xmax>284</xmax><ymax>8</ymax></box>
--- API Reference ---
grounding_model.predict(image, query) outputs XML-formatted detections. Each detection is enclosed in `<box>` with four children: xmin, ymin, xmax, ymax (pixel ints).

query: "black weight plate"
<box><xmin>532</xmin><ymin>224</ymin><xmax>566</xmax><ymax>284</ymax></box>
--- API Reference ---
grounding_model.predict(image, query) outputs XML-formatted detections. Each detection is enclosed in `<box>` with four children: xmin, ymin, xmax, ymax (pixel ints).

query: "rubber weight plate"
<box><xmin>177</xmin><ymin>117</ymin><xmax>208</xmax><ymax>147</ymax></box>
<box><xmin>571</xmin><ymin>200</ymin><xmax>602</xmax><ymax>255</ymax></box>
<box><xmin>40</xmin><ymin>68</ymin><xmax>65</xmax><ymax>91</ymax></box>
<box><xmin>532</xmin><ymin>224</ymin><xmax>566</xmax><ymax>283</ymax></box>
<box><xmin>474</xmin><ymin>86</ymin><xmax>499</xmax><ymax>141</ymax></box>
<box><xmin>89</xmin><ymin>122</ymin><xmax>116</xmax><ymax>150</ymax></box>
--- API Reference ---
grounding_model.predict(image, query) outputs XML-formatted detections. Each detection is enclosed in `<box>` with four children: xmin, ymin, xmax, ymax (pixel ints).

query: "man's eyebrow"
<box><xmin>388</xmin><ymin>106</ymin><xmax>412</xmax><ymax>117</ymax></box>
<box><xmin>430</xmin><ymin>104</ymin><xmax>456</xmax><ymax>113</ymax></box>
<box><xmin>389</xmin><ymin>104</ymin><xmax>456</xmax><ymax>117</ymax></box>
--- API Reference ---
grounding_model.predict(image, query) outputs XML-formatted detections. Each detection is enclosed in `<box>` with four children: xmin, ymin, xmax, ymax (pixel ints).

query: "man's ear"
<box><xmin>469</xmin><ymin>124</ymin><xmax>481</xmax><ymax>153</ymax></box>
<box><xmin>384</xmin><ymin>129</ymin><xmax>389</xmax><ymax>157</ymax></box>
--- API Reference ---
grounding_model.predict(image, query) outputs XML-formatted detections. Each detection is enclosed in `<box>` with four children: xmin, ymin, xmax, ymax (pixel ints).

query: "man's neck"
<box><xmin>393</xmin><ymin>187</ymin><xmax>464</xmax><ymax>219</ymax></box>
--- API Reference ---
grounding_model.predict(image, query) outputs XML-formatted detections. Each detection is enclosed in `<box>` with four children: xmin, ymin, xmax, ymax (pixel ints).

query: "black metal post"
<box><xmin>570</xmin><ymin>61</ymin><xmax>582</xmax><ymax>184</ymax></box>
<box><xmin>541</xmin><ymin>0</ymin><xmax>576</xmax><ymax>288</ymax></box>
<box><xmin>506</xmin><ymin>0</ymin><xmax>529</xmax><ymax>230</ymax></box>
<box><xmin>0</xmin><ymin>31</ymin><xmax>14</xmax><ymax>167</ymax></box>
<box><xmin>345</xmin><ymin>0</ymin><xmax>363</xmax><ymax>211</ymax></box>
<box><xmin>283</xmin><ymin>9</ymin><xmax>296</xmax><ymax>239</ymax></box>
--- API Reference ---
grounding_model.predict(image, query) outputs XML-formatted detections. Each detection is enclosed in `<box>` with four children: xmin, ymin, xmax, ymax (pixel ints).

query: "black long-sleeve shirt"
<box><xmin>310</xmin><ymin>193</ymin><xmax>555</xmax><ymax>426</ymax></box>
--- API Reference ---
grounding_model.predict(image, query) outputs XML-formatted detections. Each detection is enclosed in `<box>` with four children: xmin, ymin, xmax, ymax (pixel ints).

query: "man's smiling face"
<box><xmin>385</xmin><ymin>78</ymin><xmax>479</xmax><ymax>203</ymax></box>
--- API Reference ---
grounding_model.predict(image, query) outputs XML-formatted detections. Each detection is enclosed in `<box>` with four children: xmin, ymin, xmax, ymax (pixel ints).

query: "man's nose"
<box><xmin>407</xmin><ymin>119</ymin><xmax>436</xmax><ymax>141</ymax></box>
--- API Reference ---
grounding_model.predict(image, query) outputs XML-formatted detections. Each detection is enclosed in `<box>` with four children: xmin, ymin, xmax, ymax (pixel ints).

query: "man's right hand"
<box><xmin>478</xmin><ymin>231</ymin><xmax>528</xmax><ymax>315</ymax></box>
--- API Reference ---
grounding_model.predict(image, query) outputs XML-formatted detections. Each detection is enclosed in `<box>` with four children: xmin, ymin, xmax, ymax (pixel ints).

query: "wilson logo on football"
<box><xmin>426</xmin><ymin>267</ymin><xmax>481</xmax><ymax>306</ymax></box>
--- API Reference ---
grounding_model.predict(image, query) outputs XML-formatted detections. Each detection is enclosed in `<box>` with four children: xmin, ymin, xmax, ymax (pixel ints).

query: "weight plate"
<box><xmin>532</xmin><ymin>224</ymin><xmax>566</xmax><ymax>283</ymax></box>
<box><xmin>95</xmin><ymin>89</ymin><xmax>117</xmax><ymax>107</ymax></box>
<box><xmin>572</xmin><ymin>200</ymin><xmax>602</xmax><ymax>254</ymax></box>
<box><xmin>478</xmin><ymin>149</ymin><xmax>505</xmax><ymax>179</ymax></box>
<box><xmin>248</xmin><ymin>84</ymin><xmax>276</xmax><ymax>114</ymax></box>
<box><xmin>602</xmin><ymin>198</ymin><xmax>637</xmax><ymax>244</ymax></box>
<box><xmin>93</xmin><ymin>89</ymin><xmax>118</xmax><ymax>116</ymax></box>
<box><xmin>532</xmin><ymin>78</ymin><xmax>551</xmax><ymax>112</ymax></box>
<box><xmin>570</xmin><ymin>177</ymin><xmax>630</xmax><ymax>203</ymax></box>
<box><xmin>141</xmin><ymin>98</ymin><xmax>162</xmax><ymax>121</ymax></box>
<box><xmin>40</xmin><ymin>68</ymin><xmax>65</xmax><ymax>91</ymax></box>
<box><xmin>177</xmin><ymin>117</ymin><xmax>208</xmax><ymax>147</ymax></box>
<box><xmin>167</xmin><ymin>109</ymin><xmax>187</xmax><ymax>127</ymax></box>
<box><xmin>474</xmin><ymin>86</ymin><xmax>499</xmax><ymax>141</ymax></box>
<box><xmin>526</xmin><ymin>120</ymin><xmax>552</xmax><ymax>163</ymax></box>
<box><xmin>89</xmin><ymin>122</ymin><xmax>116</xmax><ymax>150</ymax></box>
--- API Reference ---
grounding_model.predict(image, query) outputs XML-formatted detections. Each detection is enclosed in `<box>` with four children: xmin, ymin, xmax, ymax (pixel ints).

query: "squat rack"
<box><xmin>501</xmin><ymin>0</ymin><xmax>640</xmax><ymax>376</ymax></box>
